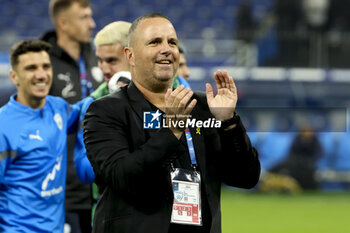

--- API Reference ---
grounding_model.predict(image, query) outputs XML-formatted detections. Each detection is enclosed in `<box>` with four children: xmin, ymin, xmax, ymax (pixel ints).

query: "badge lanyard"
<box><xmin>78</xmin><ymin>56</ymin><xmax>94</xmax><ymax>98</ymax></box>
<box><xmin>184</xmin><ymin>128</ymin><xmax>197</xmax><ymax>167</ymax></box>
<box><xmin>170</xmin><ymin>128</ymin><xmax>202</xmax><ymax>226</ymax></box>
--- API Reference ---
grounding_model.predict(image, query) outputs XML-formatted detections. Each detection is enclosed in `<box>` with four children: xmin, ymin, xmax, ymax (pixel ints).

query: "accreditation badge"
<box><xmin>170</xmin><ymin>167</ymin><xmax>202</xmax><ymax>226</ymax></box>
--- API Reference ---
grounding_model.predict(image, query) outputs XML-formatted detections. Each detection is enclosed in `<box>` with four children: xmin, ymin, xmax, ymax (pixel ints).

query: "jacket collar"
<box><xmin>126</xmin><ymin>81</ymin><xmax>154</xmax><ymax>121</ymax></box>
<box><xmin>8</xmin><ymin>94</ymin><xmax>48</xmax><ymax>116</ymax></box>
<box><xmin>41</xmin><ymin>30</ymin><xmax>93</xmax><ymax>66</ymax></box>
<box><xmin>125</xmin><ymin>82</ymin><xmax>207</xmax><ymax>172</ymax></box>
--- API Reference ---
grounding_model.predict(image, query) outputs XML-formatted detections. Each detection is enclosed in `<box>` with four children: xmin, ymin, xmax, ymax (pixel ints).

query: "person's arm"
<box><xmin>66</xmin><ymin>97</ymin><xmax>87</xmax><ymax>134</ymax></box>
<box><xmin>73</xmin><ymin>97</ymin><xmax>95</xmax><ymax>184</ymax></box>
<box><xmin>0</xmin><ymin>134</ymin><xmax>11</xmax><ymax>184</ymax></box>
<box><xmin>83</xmin><ymin>98</ymin><xmax>186</xmax><ymax>196</ymax></box>
<box><xmin>90</xmin><ymin>82</ymin><xmax>109</xmax><ymax>99</ymax></box>
<box><xmin>206</xmin><ymin>69</ymin><xmax>260</xmax><ymax>188</ymax></box>
<box><xmin>217</xmin><ymin>117</ymin><xmax>260</xmax><ymax>188</ymax></box>
<box><xmin>74</xmin><ymin>126</ymin><xmax>95</xmax><ymax>184</ymax></box>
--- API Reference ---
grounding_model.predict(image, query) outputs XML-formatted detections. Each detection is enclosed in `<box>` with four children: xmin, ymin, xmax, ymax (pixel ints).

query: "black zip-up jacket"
<box><xmin>41</xmin><ymin>30</ymin><xmax>103</xmax><ymax>103</ymax></box>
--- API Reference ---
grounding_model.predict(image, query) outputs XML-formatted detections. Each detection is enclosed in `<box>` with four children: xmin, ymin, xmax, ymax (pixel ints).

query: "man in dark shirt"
<box><xmin>84</xmin><ymin>13</ymin><xmax>260</xmax><ymax>233</ymax></box>
<box><xmin>41</xmin><ymin>1</ymin><xmax>103</xmax><ymax>232</ymax></box>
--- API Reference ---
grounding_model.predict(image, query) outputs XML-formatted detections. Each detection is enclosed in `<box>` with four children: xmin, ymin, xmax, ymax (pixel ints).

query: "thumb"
<box><xmin>206</xmin><ymin>83</ymin><xmax>214</xmax><ymax>104</ymax></box>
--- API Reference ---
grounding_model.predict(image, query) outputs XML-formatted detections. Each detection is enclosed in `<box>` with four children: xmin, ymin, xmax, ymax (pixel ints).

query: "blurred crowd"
<box><xmin>236</xmin><ymin>0</ymin><xmax>350</xmax><ymax>67</ymax></box>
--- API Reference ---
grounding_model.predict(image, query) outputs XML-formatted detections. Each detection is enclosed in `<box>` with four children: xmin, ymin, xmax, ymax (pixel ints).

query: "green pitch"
<box><xmin>221</xmin><ymin>188</ymin><xmax>350</xmax><ymax>233</ymax></box>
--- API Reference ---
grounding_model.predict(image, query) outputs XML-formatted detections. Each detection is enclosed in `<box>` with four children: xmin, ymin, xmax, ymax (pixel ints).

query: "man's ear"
<box><xmin>9</xmin><ymin>69</ymin><xmax>19</xmax><ymax>86</ymax></box>
<box><xmin>124</xmin><ymin>47</ymin><xmax>135</xmax><ymax>66</ymax></box>
<box><xmin>57</xmin><ymin>15</ymin><xmax>68</xmax><ymax>32</ymax></box>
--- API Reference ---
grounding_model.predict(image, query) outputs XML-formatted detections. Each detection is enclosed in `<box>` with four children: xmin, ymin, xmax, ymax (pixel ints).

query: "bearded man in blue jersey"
<box><xmin>0</xmin><ymin>40</ymin><xmax>83</xmax><ymax>233</ymax></box>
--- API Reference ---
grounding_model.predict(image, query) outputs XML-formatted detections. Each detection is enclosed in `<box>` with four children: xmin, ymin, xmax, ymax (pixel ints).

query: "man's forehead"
<box><xmin>65</xmin><ymin>2</ymin><xmax>92</xmax><ymax>16</ymax></box>
<box><xmin>96</xmin><ymin>44</ymin><xmax>124</xmax><ymax>56</ymax></box>
<box><xmin>18</xmin><ymin>51</ymin><xmax>50</xmax><ymax>65</ymax></box>
<box><xmin>97</xmin><ymin>43</ymin><xmax>123</xmax><ymax>51</ymax></box>
<box><xmin>137</xmin><ymin>17</ymin><xmax>177</xmax><ymax>36</ymax></box>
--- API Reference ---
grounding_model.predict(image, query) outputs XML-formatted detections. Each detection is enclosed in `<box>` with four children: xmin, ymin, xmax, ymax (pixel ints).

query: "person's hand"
<box><xmin>206</xmin><ymin>69</ymin><xmax>237</xmax><ymax>121</ymax></box>
<box><xmin>165</xmin><ymin>85</ymin><xmax>197</xmax><ymax>139</ymax></box>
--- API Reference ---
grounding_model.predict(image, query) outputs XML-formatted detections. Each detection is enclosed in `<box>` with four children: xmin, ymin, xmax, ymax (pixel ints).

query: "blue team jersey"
<box><xmin>0</xmin><ymin>94</ymin><xmax>80</xmax><ymax>233</ymax></box>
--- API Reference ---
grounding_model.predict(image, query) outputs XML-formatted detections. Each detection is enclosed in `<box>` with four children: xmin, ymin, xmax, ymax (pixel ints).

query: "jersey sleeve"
<box><xmin>74</xmin><ymin>125</ymin><xmax>95</xmax><ymax>184</ymax></box>
<box><xmin>73</xmin><ymin>97</ymin><xmax>95</xmax><ymax>183</ymax></box>
<box><xmin>0</xmin><ymin>133</ymin><xmax>14</xmax><ymax>184</ymax></box>
<box><xmin>67</xmin><ymin>97</ymin><xmax>93</xmax><ymax>134</ymax></box>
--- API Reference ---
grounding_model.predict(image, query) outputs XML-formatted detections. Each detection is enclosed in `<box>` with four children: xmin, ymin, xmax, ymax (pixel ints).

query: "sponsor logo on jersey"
<box><xmin>29</xmin><ymin>130</ymin><xmax>43</xmax><ymax>141</ymax></box>
<box><xmin>41</xmin><ymin>155</ymin><xmax>63</xmax><ymax>197</ymax></box>
<box><xmin>54</xmin><ymin>113</ymin><xmax>63</xmax><ymax>130</ymax></box>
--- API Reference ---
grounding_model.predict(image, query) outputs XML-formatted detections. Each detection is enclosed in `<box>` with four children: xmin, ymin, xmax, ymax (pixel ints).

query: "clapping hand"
<box><xmin>206</xmin><ymin>69</ymin><xmax>237</xmax><ymax>121</ymax></box>
<box><xmin>165</xmin><ymin>85</ymin><xmax>197</xmax><ymax>139</ymax></box>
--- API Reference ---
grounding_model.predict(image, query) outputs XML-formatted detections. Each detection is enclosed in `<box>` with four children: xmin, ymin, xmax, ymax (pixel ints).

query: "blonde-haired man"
<box><xmin>75</xmin><ymin>21</ymin><xmax>132</xmax><ymax>184</ymax></box>
<box><xmin>74</xmin><ymin>20</ymin><xmax>133</xmax><ymax>183</ymax></box>
<box><xmin>90</xmin><ymin>21</ymin><xmax>132</xmax><ymax>98</ymax></box>
<box><xmin>73</xmin><ymin>22</ymin><xmax>132</xmax><ymax>226</ymax></box>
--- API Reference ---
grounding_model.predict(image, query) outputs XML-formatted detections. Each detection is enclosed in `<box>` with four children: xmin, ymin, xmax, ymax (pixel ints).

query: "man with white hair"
<box><xmin>89</xmin><ymin>21</ymin><xmax>132</xmax><ymax>99</ymax></box>
<box><xmin>74</xmin><ymin>21</ymin><xmax>132</xmax><ymax>184</ymax></box>
<box><xmin>73</xmin><ymin>22</ymin><xmax>132</xmax><ymax>227</ymax></box>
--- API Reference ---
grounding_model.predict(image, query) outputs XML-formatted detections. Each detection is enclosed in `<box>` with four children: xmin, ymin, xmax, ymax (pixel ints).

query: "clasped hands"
<box><xmin>165</xmin><ymin>70</ymin><xmax>237</xmax><ymax>139</ymax></box>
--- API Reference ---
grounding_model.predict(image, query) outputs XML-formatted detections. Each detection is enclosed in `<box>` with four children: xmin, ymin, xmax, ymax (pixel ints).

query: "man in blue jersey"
<box><xmin>0</xmin><ymin>40</ymin><xmax>82</xmax><ymax>233</ymax></box>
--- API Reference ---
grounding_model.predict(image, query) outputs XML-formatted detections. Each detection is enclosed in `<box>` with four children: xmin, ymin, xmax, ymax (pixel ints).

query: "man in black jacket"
<box><xmin>84</xmin><ymin>13</ymin><xmax>260</xmax><ymax>233</ymax></box>
<box><xmin>41</xmin><ymin>0</ymin><xmax>103</xmax><ymax>232</ymax></box>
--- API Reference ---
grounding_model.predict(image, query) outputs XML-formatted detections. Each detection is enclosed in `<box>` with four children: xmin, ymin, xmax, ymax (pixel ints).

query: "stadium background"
<box><xmin>1</xmin><ymin>0</ymin><xmax>350</xmax><ymax>232</ymax></box>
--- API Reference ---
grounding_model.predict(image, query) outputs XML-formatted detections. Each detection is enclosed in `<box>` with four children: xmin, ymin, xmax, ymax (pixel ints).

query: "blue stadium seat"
<box><xmin>258</xmin><ymin>132</ymin><xmax>295</xmax><ymax>171</ymax></box>
<box><xmin>316</xmin><ymin>132</ymin><xmax>340</xmax><ymax>170</ymax></box>
<box><xmin>334</xmin><ymin>132</ymin><xmax>350</xmax><ymax>171</ymax></box>
<box><xmin>0</xmin><ymin>0</ymin><xmax>273</xmax><ymax>43</ymax></box>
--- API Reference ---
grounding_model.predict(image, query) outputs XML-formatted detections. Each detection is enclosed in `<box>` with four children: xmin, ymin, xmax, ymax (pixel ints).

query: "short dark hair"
<box><xmin>10</xmin><ymin>40</ymin><xmax>52</xmax><ymax>68</ymax></box>
<box><xmin>128</xmin><ymin>13</ymin><xmax>171</xmax><ymax>46</ymax></box>
<box><xmin>49</xmin><ymin>0</ymin><xmax>90</xmax><ymax>25</ymax></box>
